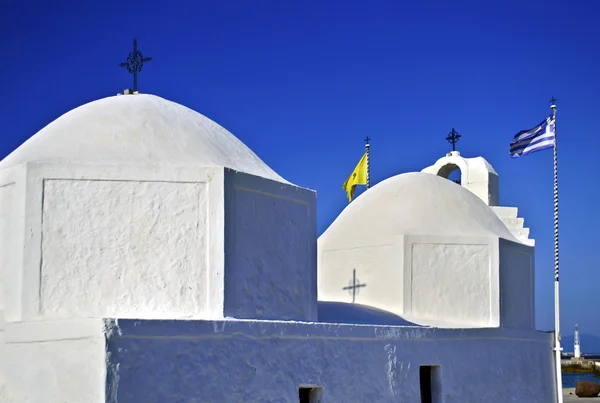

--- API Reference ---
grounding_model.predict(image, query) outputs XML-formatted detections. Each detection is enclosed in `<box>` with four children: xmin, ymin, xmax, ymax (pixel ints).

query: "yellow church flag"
<box><xmin>342</xmin><ymin>152</ymin><xmax>368</xmax><ymax>202</ymax></box>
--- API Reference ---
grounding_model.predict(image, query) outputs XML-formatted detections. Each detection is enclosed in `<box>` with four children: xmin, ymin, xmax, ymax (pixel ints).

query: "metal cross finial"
<box><xmin>446</xmin><ymin>128</ymin><xmax>461</xmax><ymax>151</ymax></box>
<box><xmin>119</xmin><ymin>38</ymin><xmax>152</xmax><ymax>92</ymax></box>
<box><xmin>550</xmin><ymin>96</ymin><xmax>557</xmax><ymax>109</ymax></box>
<box><xmin>342</xmin><ymin>269</ymin><xmax>367</xmax><ymax>303</ymax></box>
<box><xmin>364</xmin><ymin>136</ymin><xmax>371</xmax><ymax>146</ymax></box>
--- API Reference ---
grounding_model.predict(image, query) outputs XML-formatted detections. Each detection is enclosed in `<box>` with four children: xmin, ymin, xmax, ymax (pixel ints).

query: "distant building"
<box><xmin>575</xmin><ymin>324</ymin><xmax>582</xmax><ymax>358</ymax></box>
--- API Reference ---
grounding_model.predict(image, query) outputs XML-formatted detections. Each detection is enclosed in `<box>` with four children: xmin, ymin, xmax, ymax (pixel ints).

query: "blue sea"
<box><xmin>562</xmin><ymin>372</ymin><xmax>600</xmax><ymax>388</ymax></box>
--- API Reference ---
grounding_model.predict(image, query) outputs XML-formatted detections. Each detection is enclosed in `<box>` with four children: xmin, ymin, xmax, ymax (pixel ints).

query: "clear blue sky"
<box><xmin>1</xmin><ymin>0</ymin><xmax>598</xmax><ymax>338</ymax></box>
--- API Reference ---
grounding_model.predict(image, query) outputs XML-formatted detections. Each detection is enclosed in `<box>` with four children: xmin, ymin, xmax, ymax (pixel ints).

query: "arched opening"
<box><xmin>436</xmin><ymin>163</ymin><xmax>462</xmax><ymax>185</ymax></box>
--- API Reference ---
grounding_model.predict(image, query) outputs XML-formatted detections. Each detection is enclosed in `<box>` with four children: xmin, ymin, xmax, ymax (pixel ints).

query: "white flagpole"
<box><xmin>365</xmin><ymin>136</ymin><xmax>371</xmax><ymax>189</ymax></box>
<box><xmin>551</xmin><ymin>97</ymin><xmax>563</xmax><ymax>403</ymax></box>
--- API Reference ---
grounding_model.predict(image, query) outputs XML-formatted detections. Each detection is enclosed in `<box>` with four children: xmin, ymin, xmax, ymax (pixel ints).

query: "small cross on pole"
<box><xmin>550</xmin><ymin>96</ymin><xmax>557</xmax><ymax>110</ymax></box>
<box><xmin>364</xmin><ymin>136</ymin><xmax>371</xmax><ymax>145</ymax></box>
<box><xmin>342</xmin><ymin>269</ymin><xmax>367</xmax><ymax>303</ymax></box>
<box><xmin>119</xmin><ymin>38</ymin><xmax>152</xmax><ymax>92</ymax></box>
<box><xmin>446</xmin><ymin>128</ymin><xmax>461</xmax><ymax>152</ymax></box>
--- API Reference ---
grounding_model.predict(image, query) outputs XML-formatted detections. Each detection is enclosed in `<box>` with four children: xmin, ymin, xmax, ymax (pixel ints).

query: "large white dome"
<box><xmin>0</xmin><ymin>94</ymin><xmax>288</xmax><ymax>183</ymax></box>
<box><xmin>320</xmin><ymin>172</ymin><xmax>519</xmax><ymax>245</ymax></box>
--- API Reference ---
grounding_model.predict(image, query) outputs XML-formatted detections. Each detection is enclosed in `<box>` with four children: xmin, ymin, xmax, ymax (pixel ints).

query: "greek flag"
<box><xmin>509</xmin><ymin>115</ymin><xmax>555</xmax><ymax>158</ymax></box>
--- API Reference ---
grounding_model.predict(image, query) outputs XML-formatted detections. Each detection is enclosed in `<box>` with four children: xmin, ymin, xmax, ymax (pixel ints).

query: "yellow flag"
<box><xmin>342</xmin><ymin>152</ymin><xmax>368</xmax><ymax>202</ymax></box>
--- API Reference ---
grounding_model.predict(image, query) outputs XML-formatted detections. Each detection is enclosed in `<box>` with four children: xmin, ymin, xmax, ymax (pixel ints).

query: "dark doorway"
<box><xmin>299</xmin><ymin>387</ymin><xmax>311</xmax><ymax>403</ymax></box>
<box><xmin>299</xmin><ymin>386</ymin><xmax>323</xmax><ymax>403</ymax></box>
<box><xmin>420</xmin><ymin>365</ymin><xmax>441</xmax><ymax>403</ymax></box>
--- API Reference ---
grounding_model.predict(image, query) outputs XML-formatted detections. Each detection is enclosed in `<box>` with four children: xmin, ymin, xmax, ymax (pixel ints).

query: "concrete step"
<box><xmin>511</xmin><ymin>227</ymin><xmax>530</xmax><ymax>239</ymax></box>
<box><xmin>521</xmin><ymin>238</ymin><xmax>535</xmax><ymax>247</ymax></box>
<box><xmin>491</xmin><ymin>206</ymin><xmax>518</xmax><ymax>219</ymax></box>
<box><xmin>500</xmin><ymin>217</ymin><xmax>524</xmax><ymax>229</ymax></box>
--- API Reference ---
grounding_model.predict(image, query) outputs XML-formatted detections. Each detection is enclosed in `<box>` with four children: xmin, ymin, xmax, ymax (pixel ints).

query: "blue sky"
<box><xmin>1</xmin><ymin>0</ymin><xmax>599</xmax><ymax>339</ymax></box>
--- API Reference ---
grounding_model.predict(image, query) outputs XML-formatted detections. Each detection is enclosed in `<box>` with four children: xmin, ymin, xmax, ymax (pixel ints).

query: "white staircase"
<box><xmin>491</xmin><ymin>206</ymin><xmax>534</xmax><ymax>246</ymax></box>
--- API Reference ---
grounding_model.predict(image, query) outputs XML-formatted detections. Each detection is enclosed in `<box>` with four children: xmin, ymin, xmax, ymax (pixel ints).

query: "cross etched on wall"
<box><xmin>343</xmin><ymin>269</ymin><xmax>367</xmax><ymax>303</ymax></box>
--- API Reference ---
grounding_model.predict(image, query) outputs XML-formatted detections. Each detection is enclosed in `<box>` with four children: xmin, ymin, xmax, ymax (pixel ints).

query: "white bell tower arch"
<box><xmin>422</xmin><ymin>151</ymin><xmax>534</xmax><ymax>246</ymax></box>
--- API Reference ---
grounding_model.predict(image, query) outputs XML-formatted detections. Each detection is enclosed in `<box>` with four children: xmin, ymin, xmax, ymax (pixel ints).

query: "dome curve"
<box><xmin>318</xmin><ymin>301</ymin><xmax>421</xmax><ymax>326</ymax></box>
<box><xmin>320</xmin><ymin>172</ymin><xmax>519</xmax><ymax>245</ymax></box>
<box><xmin>0</xmin><ymin>94</ymin><xmax>288</xmax><ymax>183</ymax></box>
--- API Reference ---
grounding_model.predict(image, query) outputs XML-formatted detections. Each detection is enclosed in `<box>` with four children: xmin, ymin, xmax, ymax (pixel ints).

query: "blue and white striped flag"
<box><xmin>509</xmin><ymin>115</ymin><xmax>555</xmax><ymax>158</ymax></box>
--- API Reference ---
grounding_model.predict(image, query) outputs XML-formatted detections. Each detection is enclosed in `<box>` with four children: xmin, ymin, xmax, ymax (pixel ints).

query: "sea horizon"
<box><xmin>562</xmin><ymin>372</ymin><xmax>600</xmax><ymax>388</ymax></box>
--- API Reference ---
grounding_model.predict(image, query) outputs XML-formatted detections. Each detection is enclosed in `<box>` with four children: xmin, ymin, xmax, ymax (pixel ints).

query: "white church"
<box><xmin>0</xmin><ymin>92</ymin><xmax>557</xmax><ymax>402</ymax></box>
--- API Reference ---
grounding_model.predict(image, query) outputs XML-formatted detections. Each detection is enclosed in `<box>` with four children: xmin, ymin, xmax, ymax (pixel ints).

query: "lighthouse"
<box><xmin>574</xmin><ymin>324</ymin><xmax>581</xmax><ymax>358</ymax></box>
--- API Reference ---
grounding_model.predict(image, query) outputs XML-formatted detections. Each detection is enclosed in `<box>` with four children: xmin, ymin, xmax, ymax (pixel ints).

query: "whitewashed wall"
<box><xmin>499</xmin><ymin>239</ymin><xmax>535</xmax><ymax>329</ymax></box>
<box><xmin>405</xmin><ymin>236</ymin><xmax>499</xmax><ymax>327</ymax></box>
<box><xmin>2</xmin><ymin>163</ymin><xmax>226</xmax><ymax>321</ymax></box>
<box><xmin>0</xmin><ymin>181</ymin><xmax>13</xmax><ymax>327</ymax></box>
<box><xmin>106</xmin><ymin>318</ymin><xmax>557</xmax><ymax>403</ymax></box>
<box><xmin>0</xmin><ymin>318</ymin><xmax>5</xmax><ymax>397</ymax></box>
<box><xmin>3</xmin><ymin>319</ymin><xmax>107</xmax><ymax>403</ymax></box>
<box><xmin>318</xmin><ymin>234</ymin><xmax>501</xmax><ymax>328</ymax></box>
<box><xmin>223</xmin><ymin>170</ymin><xmax>317</xmax><ymax>321</ymax></box>
<box><xmin>1</xmin><ymin>316</ymin><xmax>557</xmax><ymax>403</ymax></box>
<box><xmin>1</xmin><ymin>164</ymin><xmax>316</xmax><ymax>323</ymax></box>
<box><xmin>317</xmin><ymin>173</ymin><xmax>529</xmax><ymax>329</ymax></box>
<box><xmin>0</xmin><ymin>165</ymin><xmax>25</xmax><ymax>324</ymax></box>
<box><xmin>0</xmin><ymin>165</ymin><xmax>25</xmax><ymax>390</ymax></box>
<box><xmin>319</xmin><ymin>236</ymin><xmax>534</xmax><ymax>329</ymax></box>
<box><xmin>41</xmin><ymin>179</ymin><xmax>209</xmax><ymax>319</ymax></box>
<box><xmin>319</xmin><ymin>238</ymin><xmax>404</xmax><ymax>313</ymax></box>
<box><xmin>0</xmin><ymin>182</ymin><xmax>14</xmax><ymax>315</ymax></box>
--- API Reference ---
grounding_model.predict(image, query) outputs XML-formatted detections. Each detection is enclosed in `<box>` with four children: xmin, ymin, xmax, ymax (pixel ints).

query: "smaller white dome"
<box><xmin>318</xmin><ymin>301</ymin><xmax>420</xmax><ymax>326</ymax></box>
<box><xmin>0</xmin><ymin>94</ymin><xmax>288</xmax><ymax>184</ymax></box>
<box><xmin>320</xmin><ymin>172</ymin><xmax>518</xmax><ymax>245</ymax></box>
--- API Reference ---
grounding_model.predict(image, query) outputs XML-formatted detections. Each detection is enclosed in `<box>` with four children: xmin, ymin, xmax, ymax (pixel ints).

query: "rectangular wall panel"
<box><xmin>223</xmin><ymin>170</ymin><xmax>317</xmax><ymax>321</ymax></box>
<box><xmin>499</xmin><ymin>246</ymin><xmax>534</xmax><ymax>328</ymax></box>
<box><xmin>410</xmin><ymin>243</ymin><xmax>491</xmax><ymax>326</ymax></box>
<box><xmin>41</xmin><ymin>179</ymin><xmax>208</xmax><ymax>319</ymax></box>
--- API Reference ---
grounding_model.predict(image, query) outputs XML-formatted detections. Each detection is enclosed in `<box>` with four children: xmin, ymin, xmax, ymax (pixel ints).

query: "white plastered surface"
<box><xmin>318</xmin><ymin>173</ymin><xmax>534</xmax><ymax>329</ymax></box>
<box><xmin>0</xmin><ymin>94</ymin><xmax>288</xmax><ymax>184</ymax></box>
<box><xmin>320</xmin><ymin>172</ymin><xmax>518</xmax><ymax>244</ymax></box>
